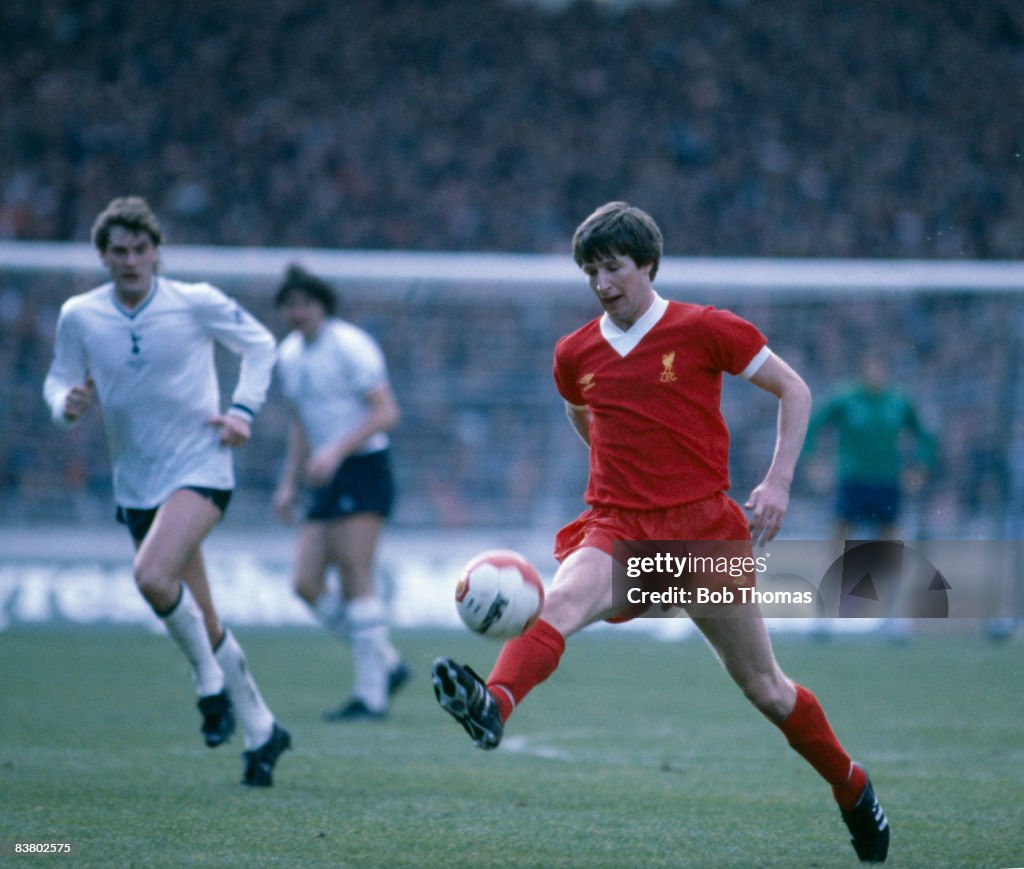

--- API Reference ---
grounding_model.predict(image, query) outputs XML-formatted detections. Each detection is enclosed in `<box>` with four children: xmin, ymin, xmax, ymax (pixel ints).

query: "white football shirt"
<box><xmin>276</xmin><ymin>318</ymin><xmax>390</xmax><ymax>456</ymax></box>
<box><xmin>43</xmin><ymin>277</ymin><xmax>276</xmax><ymax>508</ymax></box>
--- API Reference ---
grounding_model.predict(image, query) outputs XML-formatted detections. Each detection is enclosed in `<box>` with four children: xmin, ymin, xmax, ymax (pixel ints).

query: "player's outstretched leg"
<box><xmin>431</xmin><ymin>658</ymin><xmax>504</xmax><ymax>750</ymax></box>
<box><xmin>433</xmin><ymin>619</ymin><xmax>566</xmax><ymax>749</ymax></box>
<box><xmin>690</xmin><ymin>608</ymin><xmax>890</xmax><ymax>862</ymax></box>
<box><xmin>839</xmin><ymin>765</ymin><xmax>889</xmax><ymax>862</ymax></box>
<box><xmin>779</xmin><ymin>686</ymin><xmax>890</xmax><ymax>863</ymax></box>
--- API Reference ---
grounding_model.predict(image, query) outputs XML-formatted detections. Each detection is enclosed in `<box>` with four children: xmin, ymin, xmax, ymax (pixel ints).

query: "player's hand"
<box><xmin>63</xmin><ymin>377</ymin><xmax>95</xmax><ymax>422</ymax></box>
<box><xmin>305</xmin><ymin>446</ymin><xmax>343</xmax><ymax>487</ymax></box>
<box><xmin>745</xmin><ymin>478</ymin><xmax>790</xmax><ymax>546</ymax></box>
<box><xmin>272</xmin><ymin>483</ymin><xmax>297</xmax><ymax>524</ymax></box>
<box><xmin>207</xmin><ymin>412</ymin><xmax>251</xmax><ymax>447</ymax></box>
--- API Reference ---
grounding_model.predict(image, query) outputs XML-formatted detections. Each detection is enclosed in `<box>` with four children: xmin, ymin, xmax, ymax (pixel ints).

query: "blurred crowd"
<box><xmin>1</xmin><ymin>0</ymin><xmax>1022</xmax><ymax>258</ymax></box>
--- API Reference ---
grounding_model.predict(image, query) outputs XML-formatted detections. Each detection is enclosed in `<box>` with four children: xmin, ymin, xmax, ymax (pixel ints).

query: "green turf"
<box><xmin>0</xmin><ymin>627</ymin><xmax>1021</xmax><ymax>867</ymax></box>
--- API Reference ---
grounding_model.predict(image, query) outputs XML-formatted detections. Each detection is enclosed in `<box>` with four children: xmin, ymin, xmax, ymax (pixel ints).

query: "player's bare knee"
<box><xmin>739</xmin><ymin>672</ymin><xmax>792</xmax><ymax>723</ymax></box>
<box><xmin>133</xmin><ymin>557</ymin><xmax>176</xmax><ymax>605</ymax></box>
<box><xmin>538</xmin><ymin>591</ymin><xmax>589</xmax><ymax>637</ymax></box>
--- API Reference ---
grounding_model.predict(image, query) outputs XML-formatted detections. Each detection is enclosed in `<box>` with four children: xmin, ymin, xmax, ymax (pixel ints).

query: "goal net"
<box><xmin>2</xmin><ymin>241</ymin><xmax>1023</xmax><ymax>542</ymax></box>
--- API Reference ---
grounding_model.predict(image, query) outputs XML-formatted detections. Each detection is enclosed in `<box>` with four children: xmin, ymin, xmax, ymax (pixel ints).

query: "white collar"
<box><xmin>599</xmin><ymin>293</ymin><xmax>669</xmax><ymax>357</ymax></box>
<box><xmin>112</xmin><ymin>276</ymin><xmax>159</xmax><ymax>319</ymax></box>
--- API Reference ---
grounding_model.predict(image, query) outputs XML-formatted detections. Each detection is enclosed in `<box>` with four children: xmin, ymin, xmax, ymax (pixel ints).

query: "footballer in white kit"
<box><xmin>44</xmin><ymin>276</ymin><xmax>274</xmax><ymax>507</ymax></box>
<box><xmin>43</xmin><ymin>197</ymin><xmax>291</xmax><ymax>787</ymax></box>
<box><xmin>276</xmin><ymin>317</ymin><xmax>391</xmax><ymax>462</ymax></box>
<box><xmin>273</xmin><ymin>265</ymin><xmax>408</xmax><ymax>722</ymax></box>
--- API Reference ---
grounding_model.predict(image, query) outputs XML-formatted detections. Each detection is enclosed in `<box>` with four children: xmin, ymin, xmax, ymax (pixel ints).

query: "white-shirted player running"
<box><xmin>43</xmin><ymin>196</ymin><xmax>290</xmax><ymax>786</ymax></box>
<box><xmin>273</xmin><ymin>265</ymin><xmax>409</xmax><ymax>721</ymax></box>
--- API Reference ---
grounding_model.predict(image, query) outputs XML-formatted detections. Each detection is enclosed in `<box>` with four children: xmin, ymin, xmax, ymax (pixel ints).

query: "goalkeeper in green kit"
<box><xmin>804</xmin><ymin>355</ymin><xmax>937</xmax><ymax>641</ymax></box>
<box><xmin>805</xmin><ymin>355</ymin><xmax>936</xmax><ymax>542</ymax></box>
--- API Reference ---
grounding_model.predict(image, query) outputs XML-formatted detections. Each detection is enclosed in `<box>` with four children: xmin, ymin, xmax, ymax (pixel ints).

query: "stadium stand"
<box><xmin>1</xmin><ymin>0</ymin><xmax>1021</xmax><ymax>257</ymax></box>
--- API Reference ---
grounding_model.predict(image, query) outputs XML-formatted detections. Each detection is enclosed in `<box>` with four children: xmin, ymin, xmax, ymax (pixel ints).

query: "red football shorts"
<box><xmin>554</xmin><ymin>492</ymin><xmax>752</xmax><ymax>562</ymax></box>
<box><xmin>553</xmin><ymin>493</ymin><xmax>754</xmax><ymax>622</ymax></box>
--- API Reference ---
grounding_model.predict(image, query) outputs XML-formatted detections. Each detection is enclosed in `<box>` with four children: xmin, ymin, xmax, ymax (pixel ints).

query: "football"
<box><xmin>455</xmin><ymin>549</ymin><xmax>545</xmax><ymax>639</ymax></box>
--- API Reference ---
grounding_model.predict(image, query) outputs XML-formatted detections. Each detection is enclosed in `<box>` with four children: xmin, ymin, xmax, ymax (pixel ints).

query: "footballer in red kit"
<box><xmin>554</xmin><ymin>302</ymin><xmax>767</xmax><ymax>511</ymax></box>
<box><xmin>433</xmin><ymin>202</ymin><xmax>890</xmax><ymax>863</ymax></box>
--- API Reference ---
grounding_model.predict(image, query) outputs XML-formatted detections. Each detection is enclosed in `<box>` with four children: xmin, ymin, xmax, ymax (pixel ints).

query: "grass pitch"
<box><xmin>1</xmin><ymin>626</ymin><xmax>1021</xmax><ymax>867</ymax></box>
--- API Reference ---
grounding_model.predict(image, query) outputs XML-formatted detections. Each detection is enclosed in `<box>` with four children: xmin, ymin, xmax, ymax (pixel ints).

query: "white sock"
<box><xmin>160</xmin><ymin>583</ymin><xmax>224</xmax><ymax>698</ymax></box>
<box><xmin>345</xmin><ymin>596</ymin><xmax>398</xmax><ymax>712</ymax></box>
<box><xmin>363</xmin><ymin>595</ymin><xmax>402</xmax><ymax>673</ymax></box>
<box><xmin>311</xmin><ymin>589</ymin><xmax>347</xmax><ymax>640</ymax></box>
<box><xmin>215</xmin><ymin>628</ymin><xmax>275</xmax><ymax>750</ymax></box>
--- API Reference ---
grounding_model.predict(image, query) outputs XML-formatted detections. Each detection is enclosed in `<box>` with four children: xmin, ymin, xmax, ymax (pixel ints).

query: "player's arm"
<box><xmin>43</xmin><ymin>308</ymin><xmax>93</xmax><ymax>426</ymax></box>
<box><xmin>802</xmin><ymin>392</ymin><xmax>840</xmax><ymax>456</ymax></box>
<box><xmin>305</xmin><ymin>383</ymin><xmax>400</xmax><ymax>487</ymax></box>
<box><xmin>273</xmin><ymin>418</ymin><xmax>310</xmax><ymax>523</ymax></box>
<box><xmin>565</xmin><ymin>402</ymin><xmax>592</xmax><ymax>447</ymax></box>
<box><xmin>903</xmin><ymin>399</ymin><xmax>938</xmax><ymax>469</ymax></box>
<box><xmin>800</xmin><ymin>392</ymin><xmax>844</xmax><ymax>493</ymax></box>
<box><xmin>898</xmin><ymin>398</ymin><xmax>938</xmax><ymax>493</ymax></box>
<box><xmin>744</xmin><ymin>352</ymin><xmax>812</xmax><ymax>544</ymax></box>
<box><xmin>197</xmin><ymin>284</ymin><xmax>278</xmax><ymax>445</ymax></box>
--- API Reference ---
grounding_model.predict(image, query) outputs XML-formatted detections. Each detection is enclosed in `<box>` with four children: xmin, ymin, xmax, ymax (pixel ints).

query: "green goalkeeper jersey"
<box><xmin>804</xmin><ymin>385</ymin><xmax>937</xmax><ymax>485</ymax></box>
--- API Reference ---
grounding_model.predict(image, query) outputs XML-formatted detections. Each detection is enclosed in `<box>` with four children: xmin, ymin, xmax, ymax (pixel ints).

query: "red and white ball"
<box><xmin>455</xmin><ymin>549</ymin><xmax>545</xmax><ymax>639</ymax></box>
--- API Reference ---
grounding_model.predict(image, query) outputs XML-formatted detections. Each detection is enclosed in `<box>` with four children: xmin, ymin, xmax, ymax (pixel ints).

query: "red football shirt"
<box><xmin>553</xmin><ymin>300</ymin><xmax>767</xmax><ymax>510</ymax></box>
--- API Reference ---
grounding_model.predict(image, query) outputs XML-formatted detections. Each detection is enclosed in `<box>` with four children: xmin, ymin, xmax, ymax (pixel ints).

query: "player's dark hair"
<box><xmin>572</xmin><ymin>201</ymin><xmax>663</xmax><ymax>280</ymax></box>
<box><xmin>274</xmin><ymin>264</ymin><xmax>338</xmax><ymax>315</ymax></box>
<box><xmin>91</xmin><ymin>197</ymin><xmax>163</xmax><ymax>252</ymax></box>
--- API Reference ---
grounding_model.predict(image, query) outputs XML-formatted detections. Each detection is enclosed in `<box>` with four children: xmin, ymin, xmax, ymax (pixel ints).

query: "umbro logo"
<box><xmin>579</xmin><ymin>373</ymin><xmax>596</xmax><ymax>393</ymax></box>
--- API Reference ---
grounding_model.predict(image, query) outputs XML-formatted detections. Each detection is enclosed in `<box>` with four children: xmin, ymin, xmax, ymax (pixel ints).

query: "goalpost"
<box><xmin>2</xmin><ymin>241</ymin><xmax>1023</xmax><ymax>541</ymax></box>
<box><xmin>2</xmin><ymin>239</ymin><xmax>1023</xmax><ymax>295</ymax></box>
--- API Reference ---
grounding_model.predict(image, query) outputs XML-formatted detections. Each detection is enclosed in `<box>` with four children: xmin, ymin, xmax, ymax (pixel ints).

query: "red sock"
<box><xmin>778</xmin><ymin>685</ymin><xmax>867</xmax><ymax>811</ymax></box>
<box><xmin>486</xmin><ymin>619</ymin><xmax>565</xmax><ymax>722</ymax></box>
